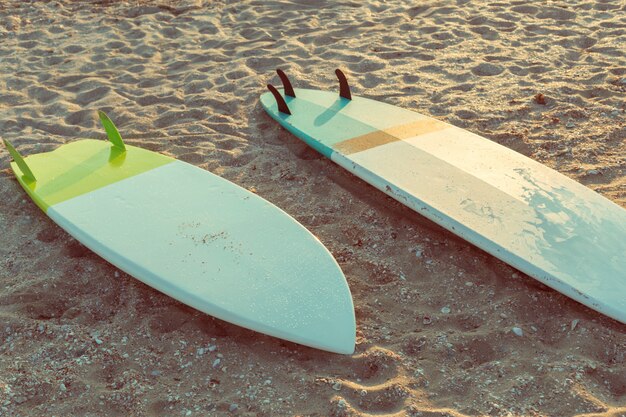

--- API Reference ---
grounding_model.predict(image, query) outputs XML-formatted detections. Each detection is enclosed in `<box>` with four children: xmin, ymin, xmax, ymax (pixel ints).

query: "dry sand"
<box><xmin>1</xmin><ymin>0</ymin><xmax>625</xmax><ymax>416</ymax></box>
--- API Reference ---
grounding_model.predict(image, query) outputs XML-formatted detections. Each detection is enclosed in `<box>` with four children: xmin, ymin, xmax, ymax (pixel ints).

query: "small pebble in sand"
<box><xmin>59</xmin><ymin>383</ymin><xmax>67</xmax><ymax>392</ymax></box>
<box><xmin>151</xmin><ymin>370</ymin><xmax>161</xmax><ymax>377</ymax></box>
<box><xmin>441</xmin><ymin>306</ymin><xmax>451</xmax><ymax>314</ymax></box>
<box><xmin>212</xmin><ymin>358</ymin><xmax>221</xmax><ymax>369</ymax></box>
<box><xmin>336</xmin><ymin>399</ymin><xmax>347</xmax><ymax>410</ymax></box>
<box><xmin>586</xmin><ymin>169</ymin><xmax>601</xmax><ymax>175</ymax></box>
<box><xmin>359</xmin><ymin>389</ymin><xmax>367</xmax><ymax>396</ymax></box>
<box><xmin>332</xmin><ymin>381</ymin><xmax>342</xmax><ymax>391</ymax></box>
<box><xmin>565</xmin><ymin>119</ymin><xmax>575</xmax><ymax>128</ymax></box>
<box><xmin>91</xmin><ymin>331</ymin><xmax>102</xmax><ymax>341</ymax></box>
<box><xmin>229</xmin><ymin>403</ymin><xmax>238</xmax><ymax>412</ymax></box>
<box><xmin>571</xmin><ymin>319</ymin><xmax>580</xmax><ymax>331</ymax></box>
<box><xmin>423</xmin><ymin>315</ymin><xmax>433</xmax><ymax>325</ymax></box>
<box><xmin>512</xmin><ymin>327</ymin><xmax>523</xmax><ymax>337</ymax></box>
<box><xmin>534</xmin><ymin>93</ymin><xmax>546</xmax><ymax>105</ymax></box>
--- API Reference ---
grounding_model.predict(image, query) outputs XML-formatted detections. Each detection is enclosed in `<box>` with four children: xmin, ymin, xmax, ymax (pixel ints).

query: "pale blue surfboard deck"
<box><xmin>260</xmin><ymin>85</ymin><xmax>626</xmax><ymax>324</ymax></box>
<box><xmin>6</xmin><ymin>132</ymin><xmax>356</xmax><ymax>354</ymax></box>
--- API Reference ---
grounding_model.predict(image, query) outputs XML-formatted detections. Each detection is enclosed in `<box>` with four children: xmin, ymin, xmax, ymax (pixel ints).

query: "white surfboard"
<box><xmin>3</xmin><ymin>112</ymin><xmax>356</xmax><ymax>354</ymax></box>
<box><xmin>260</xmin><ymin>69</ymin><xmax>626</xmax><ymax>324</ymax></box>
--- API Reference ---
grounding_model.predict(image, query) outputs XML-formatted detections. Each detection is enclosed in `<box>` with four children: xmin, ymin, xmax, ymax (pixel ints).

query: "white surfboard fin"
<box><xmin>276</xmin><ymin>69</ymin><xmax>295</xmax><ymax>98</ymax></box>
<box><xmin>266</xmin><ymin>84</ymin><xmax>292</xmax><ymax>115</ymax></box>
<box><xmin>98</xmin><ymin>111</ymin><xmax>126</xmax><ymax>152</ymax></box>
<box><xmin>335</xmin><ymin>69</ymin><xmax>352</xmax><ymax>100</ymax></box>
<box><xmin>3</xmin><ymin>138</ymin><xmax>36</xmax><ymax>183</ymax></box>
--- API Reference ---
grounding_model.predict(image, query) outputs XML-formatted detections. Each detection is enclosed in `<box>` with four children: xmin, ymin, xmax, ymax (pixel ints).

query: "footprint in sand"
<box><xmin>329</xmin><ymin>347</ymin><xmax>410</xmax><ymax>415</ymax></box>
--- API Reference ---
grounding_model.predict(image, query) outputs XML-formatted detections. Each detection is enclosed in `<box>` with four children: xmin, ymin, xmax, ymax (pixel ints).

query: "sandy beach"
<box><xmin>1</xmin><ymin>0</ymin><xmax>625</xmax><ymax>416</ymax></box>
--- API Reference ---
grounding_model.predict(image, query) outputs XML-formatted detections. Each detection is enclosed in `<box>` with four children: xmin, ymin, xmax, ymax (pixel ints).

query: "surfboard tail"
<box><xmin>3</xmin><ymin>138</ymin><xmax>36</xmax><ymax>183</ymax></box>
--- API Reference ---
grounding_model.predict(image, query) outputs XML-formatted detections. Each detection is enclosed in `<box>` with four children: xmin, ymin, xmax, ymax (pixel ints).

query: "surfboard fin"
<box><xmin>276</xmin><ymin>69</ymin><xmax>295</xmax><ymax>98</ymax></box>
<box><xmin>267</xmin><ymin>84</ymin><xmax>292</xmax><ymax>115</ymax></box>
<box><xmin>335</xmin><ymin>69</ymin><xmax>352</xmax><ymax>100</ymax></box>
<box><xmin>3</xmin><ymin>138</ymin><xmax>36</xmax><ymax>183</ymax></box>
<box><xmin>98</xmin><ymin>111</ymin><xmax>126</xmax><ymax>152</ymax></box>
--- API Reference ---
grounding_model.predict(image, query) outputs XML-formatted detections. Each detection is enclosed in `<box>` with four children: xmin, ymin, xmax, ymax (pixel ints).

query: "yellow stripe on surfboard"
<box><xmin>10</xmin><ymin>139</ymin><xmax>173</xmax><ymax>212</ymax></box>
<box><xmin>332</xmin><ymin>118</ymin><xmax>448</xmax><ymax>155</ymax></box>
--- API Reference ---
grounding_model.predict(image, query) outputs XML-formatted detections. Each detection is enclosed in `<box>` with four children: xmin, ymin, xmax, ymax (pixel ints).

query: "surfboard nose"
<box><xmin>291</xmin><ymin>282</ymin><xmax>356</xmax><ymax>355</ymax></box>
<box><xmin>232</xmin><ymin>238</ymin><xmax>356</xmax><ymax>355</ymax></box>
<box><xmin>319</xmin><ymin>313</ymin><xmax>356</xmax><ymax>355</ymax></box>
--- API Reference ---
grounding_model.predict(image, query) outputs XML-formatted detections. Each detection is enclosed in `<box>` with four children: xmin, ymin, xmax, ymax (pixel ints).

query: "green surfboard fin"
<box><xmin>3</xmin><ymin>138</ymin><xmax>36</xmax><ymax>183</ymax></box>
<box><xmin>98</xmin><ymin>111</ymin><xmax>126</xmax><ymax>152</ymax></box>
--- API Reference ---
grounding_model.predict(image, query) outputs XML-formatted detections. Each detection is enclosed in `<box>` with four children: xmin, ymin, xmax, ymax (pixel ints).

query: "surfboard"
<box><xmin>3</xmin><ymin>111</ymin><xmax>356</xmax><ymax>354</ymax></box>
<box><xmin>260</xmin><ymin>69</ymin><xmax>626</xmax><ymax>324</ymax></box>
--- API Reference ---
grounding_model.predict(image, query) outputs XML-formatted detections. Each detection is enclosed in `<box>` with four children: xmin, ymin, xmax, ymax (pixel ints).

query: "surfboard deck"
<box><xmin>260</xmin><ymin>77</ymin><xmax>626</xmax><ymax>324</ymax></box>
<box><xmin>3</xmin><ymin>113</ymin><xmax>356</xmax><ymax>354</ymax></box>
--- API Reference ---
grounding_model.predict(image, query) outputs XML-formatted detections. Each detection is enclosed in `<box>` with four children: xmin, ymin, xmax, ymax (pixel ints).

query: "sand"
<box><xmin>0</xmin><ymin>0</ymin><xmax>625</xmax><ymax>416</ymax></box>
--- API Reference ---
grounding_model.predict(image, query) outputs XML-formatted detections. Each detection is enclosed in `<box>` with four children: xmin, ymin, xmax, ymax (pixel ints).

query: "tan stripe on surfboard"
<box><xmin>333</xmin><ymin>118</ymin><xmax>448</xmax><ymax>155</ymax></box>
